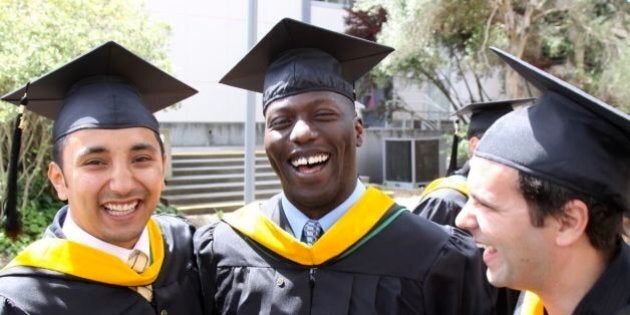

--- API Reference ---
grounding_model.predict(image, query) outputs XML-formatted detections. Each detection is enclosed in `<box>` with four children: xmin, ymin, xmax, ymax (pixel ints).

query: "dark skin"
<box><xmin>264</xmin><ymin>91</ymin><xmax>364</xmax><ymax>219</ymax></box>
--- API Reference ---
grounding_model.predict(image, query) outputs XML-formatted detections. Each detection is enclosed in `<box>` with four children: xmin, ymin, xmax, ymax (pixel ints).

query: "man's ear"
<box><xmin>555</xmin><ymin>199</ymin><xmax>589</xmax><ymax>247</ymax></box>
<box><xmin>468</xmin><ymin>136</ymin><xmax>480</xmax><ymax>157</ymax></box>
<box><xmin>355</xmin><ymin>117</ymin><xmax>364</xmax><ymax>147</ymax></box>
<box><xmin>48</xmin><ymin>162</ymin><xmax>68</xmax><ymax>201</ymax></box>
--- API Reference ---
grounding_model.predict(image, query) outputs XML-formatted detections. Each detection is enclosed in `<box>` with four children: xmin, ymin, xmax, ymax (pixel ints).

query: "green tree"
<box><xmin>353</xmin><ymin>0</ymin><xmax>630</xmax><ymax>112</ymax></box>
<box><xmin>0</xmin><ymin>0</ymin><xmax>172</xmax><ymax>264</ymax></box>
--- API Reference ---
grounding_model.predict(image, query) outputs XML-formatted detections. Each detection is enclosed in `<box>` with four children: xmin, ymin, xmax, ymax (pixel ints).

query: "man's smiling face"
<box><xmin>264</xmin><ymin>91</ymin><xmax>363</xmax><ymax>217</ymax></box>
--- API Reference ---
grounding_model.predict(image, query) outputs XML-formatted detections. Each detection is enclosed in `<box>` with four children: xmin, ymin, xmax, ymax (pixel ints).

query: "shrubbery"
<box><xmin>0</xmin><ymin>172</ymin><xmax>62</xmax><ymax>266</ymax></box>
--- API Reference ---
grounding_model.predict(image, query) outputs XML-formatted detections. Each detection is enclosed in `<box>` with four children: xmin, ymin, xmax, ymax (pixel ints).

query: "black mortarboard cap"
<box><xmin>456</xmin><ymin>98</ymin><xmax>535</xmax><ymax>139</ymax></box>
<box><xmin>1</xmin><ymin>41</ymin><xmax>197</xmax><ymax>237</ymax></box>
<box><xmin>219</xmin><ymin>18</ymin><xmax>394</xmax><ymax>113</ymax></box>
<box><xmin>476</xmin><ymin>47</ymin><xmax>630</xmax><ymax>215</ymax></box>
<box><xmin>2</xmin><ymin>41</ymin><xmax>197</xmax><ymax>141</ymax></box>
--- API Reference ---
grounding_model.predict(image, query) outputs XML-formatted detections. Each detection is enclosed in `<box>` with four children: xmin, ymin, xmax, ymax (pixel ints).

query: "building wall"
<box><xmin>357</xmin><ymin>128</ymin><xmax>445</xmax><ymax>184</ymax></box>
<box><xmin>147</xmin><ymin>0</ymin><xmax>348</xmax><ymax>125</ymax></box>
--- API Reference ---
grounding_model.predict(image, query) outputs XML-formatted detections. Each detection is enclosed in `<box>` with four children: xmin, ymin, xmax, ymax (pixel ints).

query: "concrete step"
<box><xmin>173</xmin><ymin>164</ymin><xmax>275</xmax><ymax>176</ymax></box>
<box><xmin>162</xmin><ymin>180</ymin><xmax>281</xmax><ymax>195</ymax></box>
<box><xmin>171</xmin><ymin>150</ymin><xmax>267</xmax><ymax>160</ymax></box>
<box><xmin>166</xmin><ymin>171</ymin><xmax>278</xmax><ymax>185</ymax></box>
<box><xmin>171</xmin><ymin>157</ymin><xmax>270</xmax><ymax>168</ymax></box>
<box><xmin>179</xmin><ymin>202</ymin><xmax>245</xmax><ymax>215</ymax></box>
<box><xmin>165</xmin><ymin>189</ymin><xmax>280</xmax><ymax>207</ymax></box>
<box><xmin>166</xmin><ymin>148</ymin><xmax>280</xmax><ymax>215</ymax></box>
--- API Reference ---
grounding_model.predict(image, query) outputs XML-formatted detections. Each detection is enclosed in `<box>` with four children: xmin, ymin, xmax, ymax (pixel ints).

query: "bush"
<box><xmin>0</xmin><ymin>175</ymin><xmax>62</xmax><ymax>266</ymax></box>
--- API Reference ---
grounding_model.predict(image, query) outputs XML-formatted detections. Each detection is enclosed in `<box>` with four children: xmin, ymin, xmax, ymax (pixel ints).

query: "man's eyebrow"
<box><xmin>76</xmin><ymin>142</ymin><xmax>158</xmax><ymax>158</ymax></box>
<box><xmin>131</xmin><ymin>142</ymin><xmax>159</xmax><ymax>152</ymax></box>
<box><xmin>77</xmin><ymin>146</ymin><xmax>107</xmax><ymax>158</ymax></box>
<box><xmin>469</xmin><ymin>192</ymin><xmax>495</xmax><ymax>209</ymax></box>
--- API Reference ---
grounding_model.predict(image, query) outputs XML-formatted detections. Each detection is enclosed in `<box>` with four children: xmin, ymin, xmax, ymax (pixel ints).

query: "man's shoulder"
<box><xmin>153</xmin><ymin>214</ymin><xmax>195</xmax><ymax>231</ymax></box>
<box><xmin>392</xmin><ymin>210</ymin><xmax>478</xmax><ymax>255</ymax></box>
<box><xmin>153</xmin><ymin>214</ymin><xmax>196</xmax><ymax>245</ymax></box>
<box><xmin>0</xmin><ymin>267</ymin><xmax>67</xmax><ymax>309</ymax></box>
<box><xmin>422</xmin><ymin>175</ymin><xmax>468</xmax><ymax>198</ymax></box>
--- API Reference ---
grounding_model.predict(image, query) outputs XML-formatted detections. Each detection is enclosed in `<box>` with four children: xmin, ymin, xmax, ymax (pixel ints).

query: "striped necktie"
<box><xmin>127</xmin><ymin>249</ymin><xmax>153</xmax><ymax>302</ymax></box>
<box><xmin>301</xmin><ymin>219</ymin><xmax>323</xmax><ymax>245</ymax></box>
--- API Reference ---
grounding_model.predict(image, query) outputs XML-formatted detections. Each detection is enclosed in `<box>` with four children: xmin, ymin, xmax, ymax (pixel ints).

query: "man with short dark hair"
<box><xmin>194</xmin><ymin>18</ymin><xmax>493</xmax><ymax>315</ymax></box>
<box><xmin>0</xmin><ymin>42</ymin><xmax>203</xmax><ymax>315</ymax></box>
<box><xmin>456</xmin><ymin>47</ymin><xmax>630</xmax><ymax>314</ymax></box>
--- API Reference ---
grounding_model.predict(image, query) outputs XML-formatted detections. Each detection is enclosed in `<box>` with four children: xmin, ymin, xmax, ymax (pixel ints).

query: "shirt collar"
<box><xmin>62</xmin><ymin>208</ymin><xmax>151</xmax><ymax>263</ymax></box>
<box><xmin>282</xmin><ymin>179</ymin><xmax>366</xmax><ymax>239</ymax></box>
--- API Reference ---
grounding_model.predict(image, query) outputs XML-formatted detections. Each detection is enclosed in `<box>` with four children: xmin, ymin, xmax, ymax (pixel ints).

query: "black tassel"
<box><xmin>3</xmin><ymin>82</ymin><xmax>29</xmax><ymax>239</ymax></box>
<box><xmin>446</xmin><ymin>123</ymin><xmax>460</xmax><ymax>176</ymax></box>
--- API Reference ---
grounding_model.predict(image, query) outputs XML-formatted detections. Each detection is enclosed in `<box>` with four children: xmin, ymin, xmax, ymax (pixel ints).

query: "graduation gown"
<box><xmin>412</xmin><ymin>172</ymin><xmax>469</xmax><ymax>227</ymax></box>
<box><xmin>518</xmin><ymin>243</ymin><xmax>630</xmax><ymax>315</ymax></box>
<box><xmin>573</xmin><ymin>243</ymin><xmax>630</xmax><ymax>314</ymax></box>
<box><xmin>194</xmin><ymin>187</ymin><xmax>494</xmax><ymax>314</ymax></box>
<box><xmin>0</xmin><ymin>207</ymin><xmax>203</xmax><ymax>315</ymax></box>
<box><xmin>412</xmin><ymin>188</ymin><xmax>467</xmax><ymax>226</ymax></box>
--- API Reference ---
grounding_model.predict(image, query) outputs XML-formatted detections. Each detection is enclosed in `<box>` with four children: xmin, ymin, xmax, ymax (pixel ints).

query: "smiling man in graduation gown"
<box><xmin>194</xmin><ymin>18</ymin><xmax>493</xmax><ymax>315</ymax></box>
<box><xmin>0</xmin><ymin>42</ymin><xmax>203</xmax><ymax>314</ymax></box>
<box><xmin>456</xmin><ymin>48</ymin><xmax>630</xmax><ymax>315</ymax></box>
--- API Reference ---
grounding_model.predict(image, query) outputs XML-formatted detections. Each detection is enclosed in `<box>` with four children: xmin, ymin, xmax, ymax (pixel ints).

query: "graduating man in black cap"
<box><xmin>194</xmin><ymin>18</ymin><xmax>492</xmax><ymax>314</ymax></box>
<box><xmin>456</xmin><ymin>47</ymin><xmax>630</xmax><ymax>315</ymax></box>
<box><xmin>0</xmin><ymin>41</ymin><xmax>203</xmax><ymax>314</ymax></box>
<box><xmin>413</xmin><ymin>98</ymin><xmax>533</xmax><ymax>226</ymax></box>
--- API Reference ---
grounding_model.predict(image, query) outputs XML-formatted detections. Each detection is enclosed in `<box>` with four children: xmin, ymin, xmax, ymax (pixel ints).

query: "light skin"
<box><xmin>456</xmin><ymin>157</ymin><xmax>607</xmax><ymax>315</ymax></box>
<box><xmin>264</xmin><ymin>91</ymin><xmax>363</xmax><ymax>219</ymax></box>
<box><xmin>467</xmin><ymin>136</ymin><xmax>480</xmax><ymax>157</ymax></box>
<box><xmin>48</xmin><ymin>127</ymin><xmax>166</xmax><ymax>249</ymax></box>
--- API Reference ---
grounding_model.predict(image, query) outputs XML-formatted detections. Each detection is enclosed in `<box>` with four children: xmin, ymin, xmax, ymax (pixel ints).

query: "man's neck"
<box><xmin>535</xmin><ymin>241</ymin><xmax>608</xmax><ymax>315</ymax></box>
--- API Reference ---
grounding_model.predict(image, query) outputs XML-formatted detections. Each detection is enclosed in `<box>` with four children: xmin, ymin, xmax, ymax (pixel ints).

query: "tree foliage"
<box><xmin>0</xmin><ymin>0</ymin><xmax>171</xmax><ymax>261</ymax></box>
<box><xmin>345</xmin><ymin>5</ymin><xmax>388</xmax><ymax>41</ymax></box>
<box><xmin>344</xmin><ymin>5</ymin><xmax>394</xmax><ymax>125</ymax></box>
<box><xmin>353</xmin><ymin>0</ymin><xmax>630</xmax><ymax>112</ymax></box>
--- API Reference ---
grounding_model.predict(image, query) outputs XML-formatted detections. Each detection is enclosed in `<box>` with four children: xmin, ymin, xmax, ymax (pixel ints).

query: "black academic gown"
<box><xmin>572</xmin><ymin>243</ymin><xmax>630</xmax><ymax>315</ymax></box>
<box><xmin>0</xmin><ymin>207</ymin><xmax>203</xmax><ymax>315</ymax></box>
<box><xmin>194</xmin><ymin>192</ymin><xmax>494</xmax><ymax>315</ymax></box>
<box><xmin>413</xmin><ymin>162</ymin><xmax>470</xmax><ymax>227</ymax></box>
<box><xmin>413</xmin><ymin>188</ymin><xmax>467</xmax><ymax>226</ymax></box>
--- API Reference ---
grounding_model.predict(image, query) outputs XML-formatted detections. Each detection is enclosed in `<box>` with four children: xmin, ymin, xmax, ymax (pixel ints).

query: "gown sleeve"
<box><xmin>193</xmin><ymin>222</ymin><xmax>221</xmax><ymax>315</ymax></box>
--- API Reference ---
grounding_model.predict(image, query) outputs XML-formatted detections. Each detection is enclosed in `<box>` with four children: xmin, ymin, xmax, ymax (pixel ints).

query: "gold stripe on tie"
<box><xmin>127</xmin><ymin>250</ymin><xmax>153</xmax><ymax>301</ymax></box>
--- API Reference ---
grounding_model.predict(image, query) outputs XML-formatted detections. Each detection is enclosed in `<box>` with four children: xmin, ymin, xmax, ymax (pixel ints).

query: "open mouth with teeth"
<box><xmin>103</xmin><ymin>201</ymin><xmax>139</xmax><ymax>217</ymax></box>
<box><xmin>290</xmin><ymin>153</ymin><xmax>330</xmax><ymax>174</ymax></box>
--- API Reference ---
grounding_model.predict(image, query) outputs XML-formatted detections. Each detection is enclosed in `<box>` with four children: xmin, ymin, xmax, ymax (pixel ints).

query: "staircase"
<box><xmin>161</xmin><ymin>149</ymin><xmax>282</xmax><ymax>214</ymax></box>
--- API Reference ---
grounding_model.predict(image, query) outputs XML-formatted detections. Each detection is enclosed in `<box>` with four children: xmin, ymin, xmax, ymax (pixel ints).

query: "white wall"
<box><xmin>147</xmin><ymin>0</ymin><xmax>348</xmax><ymax>124</ymax></box>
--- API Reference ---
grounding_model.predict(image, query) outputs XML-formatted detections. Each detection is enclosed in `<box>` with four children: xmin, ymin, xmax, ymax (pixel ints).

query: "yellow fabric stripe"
<box><xmin>3</xmin><ymin>218</ymin><xmax>164</xmax><ymax>286</ymax></box>
<box><xmin>520</xmin><ymin>291</ymin><xmax>545</xmax><ymax>315</ymax></box>
<box><xmin>222</xmin><ymin>186</ymin><xmax>395</xmax><ymax>266</ymax></box>
<box><xmin>421</xmin><ymin>175</ymin><xmax>468</xmax><ymax>198</ymax></box>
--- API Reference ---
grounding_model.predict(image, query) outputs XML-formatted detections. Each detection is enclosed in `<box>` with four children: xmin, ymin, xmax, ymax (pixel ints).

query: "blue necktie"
<box><xmin>301</xmin><ymin>220</ymin><xmax>323</xmax><ymax>245</ymax></box>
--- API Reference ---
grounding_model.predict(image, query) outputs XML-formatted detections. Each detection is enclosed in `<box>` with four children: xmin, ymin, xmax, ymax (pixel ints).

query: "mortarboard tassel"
<box><xmin>3</xmin><ymin>82</ymin><xmax>29</xmax><ymax>239</ymax></box>
<box><xmin>446</xmin><ymin>120</ymin><xmax>460</xmax><ymax>176</ymax></box>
